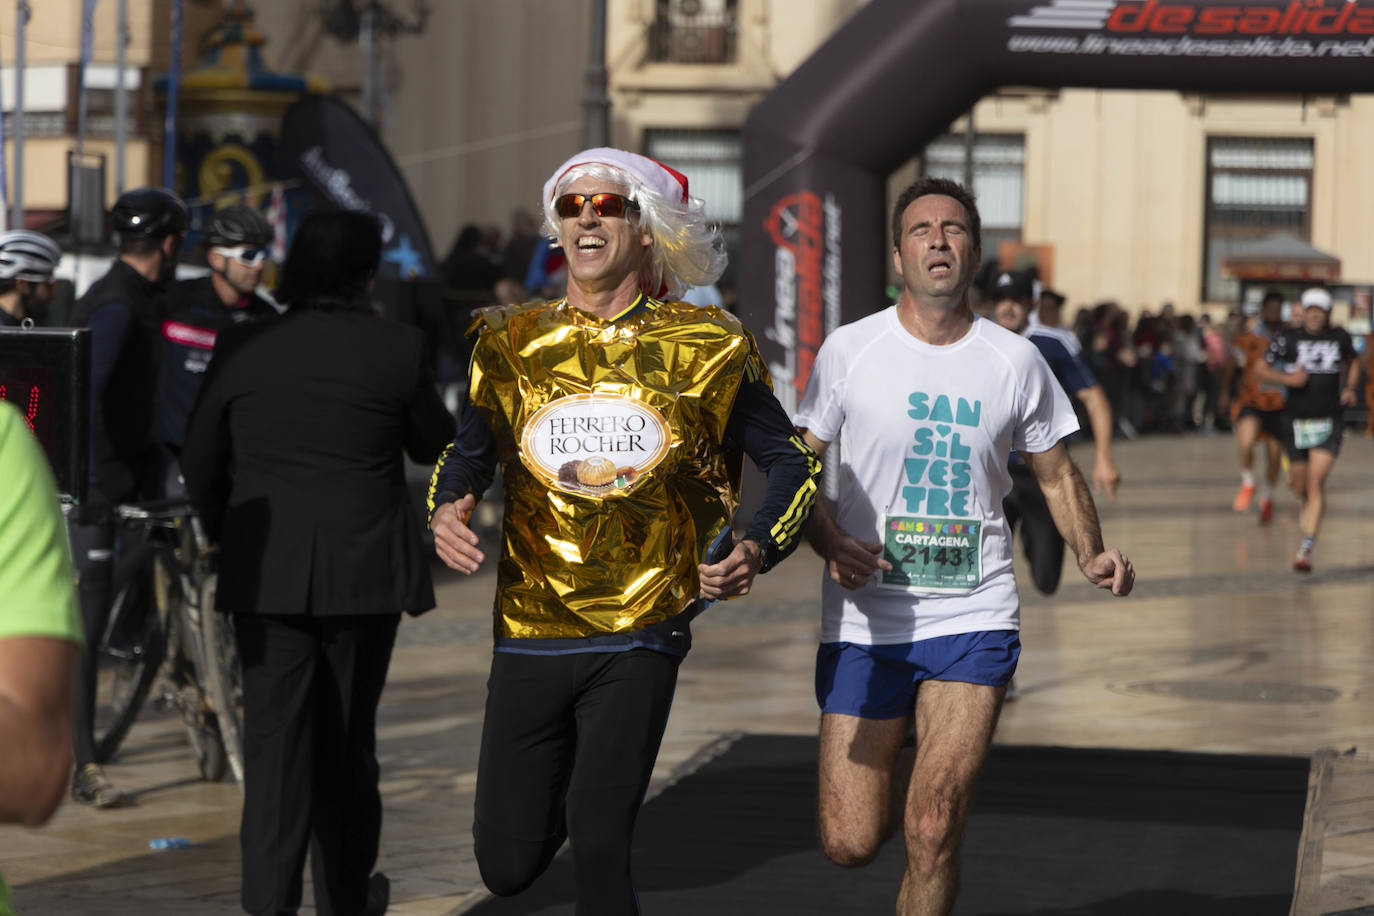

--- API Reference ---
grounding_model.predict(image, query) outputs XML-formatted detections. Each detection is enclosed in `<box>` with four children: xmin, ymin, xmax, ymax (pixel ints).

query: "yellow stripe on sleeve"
<box><xmin>425</xmin><ymin>441</ymin><xmax>456</xmax><ymax>521</ymax></box>
<box><xmin>769</xmin><ymin>434</ymin><xmax>822</xmax><ymax>550</ymax></box>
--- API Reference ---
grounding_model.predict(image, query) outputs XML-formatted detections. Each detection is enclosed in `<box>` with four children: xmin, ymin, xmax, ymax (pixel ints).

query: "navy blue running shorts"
<box><xmin>815</xmin><ymin>631</ymin><xmax>1021</xmax><ymax>719</ymax></box>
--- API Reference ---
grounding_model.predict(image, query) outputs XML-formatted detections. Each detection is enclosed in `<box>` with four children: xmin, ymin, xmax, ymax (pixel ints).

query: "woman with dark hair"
<box><xmin>182</xmin><ymin>210</ymin><xmax>455</xmax><ymax>916</ymax></box>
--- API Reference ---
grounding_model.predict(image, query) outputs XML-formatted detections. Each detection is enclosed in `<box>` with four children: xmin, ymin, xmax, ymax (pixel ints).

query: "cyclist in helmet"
<box><xmin>0</xmin><ymin>230</ymin><xmax>62</xmax><ymax>328</ymax></box>
<box><xmin>68</xmin><ymin>186</ymin><xmax>187</xmax><ymax>808</ymax></box>
<box><xmin>155</xmin><ymin>204</ymin><xmax>279</xmax><ymax>460</ymax></box>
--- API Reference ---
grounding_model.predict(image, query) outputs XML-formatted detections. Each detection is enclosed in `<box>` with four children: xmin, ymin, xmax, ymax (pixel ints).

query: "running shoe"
<box><xmin>1258</xmin><ymin>499</ymin><xmax>1274</xmax><ymax>525</ymax></box>
<box><xmin>71</xmin><ymin>763</ymin><xmax>130</xmax><ymax>808</ymax></box>
<box><xmin>1233</xmin><ymin>482</ymin><xmax>1256</xmax><ymax>512</ymax></box>
<box><xmin>1294</xmin><ymin>546</ymin><xmax>1313</xmax><ymax>573</ymax></box>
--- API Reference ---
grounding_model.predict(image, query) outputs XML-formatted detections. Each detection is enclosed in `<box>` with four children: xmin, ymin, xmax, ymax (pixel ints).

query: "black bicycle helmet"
<box><xmin>202</xmin><ymin>204</ymin><xmax>273</xmax><ymax>249</ymax></box>
<box><xmin>110</xmin><ymin>187</ymin><xmax>189</xmax><ymax>241</ymax></box>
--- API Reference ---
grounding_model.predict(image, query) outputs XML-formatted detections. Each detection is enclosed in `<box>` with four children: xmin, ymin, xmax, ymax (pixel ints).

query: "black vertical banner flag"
<box><xmin>278</xmin><ymin>94</ymin><xmax>439</xmax><ymax>287</ymax></box>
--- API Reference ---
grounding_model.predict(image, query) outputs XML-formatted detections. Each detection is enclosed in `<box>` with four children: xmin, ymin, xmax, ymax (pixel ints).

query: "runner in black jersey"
<box><xmin>1254</xmin><ymin>287</ymin><xmax>1360</xmax><ymax>572</ymax></box>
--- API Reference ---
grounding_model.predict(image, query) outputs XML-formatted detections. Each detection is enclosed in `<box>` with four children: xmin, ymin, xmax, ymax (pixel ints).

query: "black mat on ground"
<box><xmin>463</xmin><ymin>735</ymin><xmax>1308</xmax><ymax>915</ymax></box>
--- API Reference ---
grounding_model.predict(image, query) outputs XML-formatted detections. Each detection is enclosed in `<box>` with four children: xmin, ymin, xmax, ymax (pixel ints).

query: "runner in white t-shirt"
<box><xmin>794</xmin><ymin>177</ymin><xmax>1135</xmax><ymax>916</ymax></box>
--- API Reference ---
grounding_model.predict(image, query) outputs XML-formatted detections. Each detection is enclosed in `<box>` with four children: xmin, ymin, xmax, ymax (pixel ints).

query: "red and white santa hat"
<box><xmin>542</xmin><ymin>147</ymin><xmax>690</xmax><ymax>207</ymax></box>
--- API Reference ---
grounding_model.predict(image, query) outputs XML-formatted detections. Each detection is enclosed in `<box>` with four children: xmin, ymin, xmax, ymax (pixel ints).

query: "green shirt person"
<box><xmin>0</xmin><ymin>401</ymin><xmax>83</xmax><ymax>915</ymax></box>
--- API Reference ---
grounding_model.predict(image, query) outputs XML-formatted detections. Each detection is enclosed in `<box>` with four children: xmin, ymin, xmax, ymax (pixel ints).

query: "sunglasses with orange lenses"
<box><xmin>554</xmin><ymin>193</ymin><xmax>640</xmax><ymax>220</ymax></box>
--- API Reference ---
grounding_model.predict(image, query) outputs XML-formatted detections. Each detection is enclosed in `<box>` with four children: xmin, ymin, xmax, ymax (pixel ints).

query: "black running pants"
<box><xmin>473</xmin><ymin>648</ymin><xmax>681</xmax><ymax>916</ymax></box>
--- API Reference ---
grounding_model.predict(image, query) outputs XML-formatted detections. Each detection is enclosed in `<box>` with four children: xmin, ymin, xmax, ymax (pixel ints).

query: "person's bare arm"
<box><xmin>0</xmin><ymin>636</ymin><xmax>79</xmax><ymax>826</ymax></box>
<box><xmin>697</xmin><ymin>538</ymin><xmax>764</xmax><ymax>600</ymax></box>
<box><xmin>1341</xmin><ymin>357</ymin><xmax>1361</xmax><ymax>407</ymax></box>
<box><xmin>1022</xmin><ymin>442</ymin><xmax>1134</xmax><ymax>595</ymax></box>
<box><xmin>799</xmin><ymin>430</ymin><xmax>892</xmax><ymax>589</ymax></box>
<box><xmin>1252</xmin><ymin>358</ymin><xmax>1306</xmax><ymax>389</ymax></box>
<box><xmin>1074</xmin><ymin>383</ymin><xmax>1120</xmax><ymax>501</ymax></box>
<box><xmin>431</xmin><ymin>493</ymin><xmax>485</xmax><ymax>574</ymax></box>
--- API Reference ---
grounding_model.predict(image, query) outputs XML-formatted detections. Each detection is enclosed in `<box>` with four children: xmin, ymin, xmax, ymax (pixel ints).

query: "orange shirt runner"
<box><xmin>1231</xmin><ymin>328</ymin><xmax>1286</xmax><ymax>416</ymax></box>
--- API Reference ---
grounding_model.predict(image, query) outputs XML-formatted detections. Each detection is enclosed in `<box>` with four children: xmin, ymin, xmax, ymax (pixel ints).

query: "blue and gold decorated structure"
<box><xmin>157</xmin><ymin>1</ymin><xmax>325</xmax><ymax>253</ymax></box>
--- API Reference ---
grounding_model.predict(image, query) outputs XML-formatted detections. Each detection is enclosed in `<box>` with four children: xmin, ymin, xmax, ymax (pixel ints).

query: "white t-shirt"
<box><xmin>794</xmin><ymin>308</ymin><xmax>1079</xmax><ymax>645</ymax></box>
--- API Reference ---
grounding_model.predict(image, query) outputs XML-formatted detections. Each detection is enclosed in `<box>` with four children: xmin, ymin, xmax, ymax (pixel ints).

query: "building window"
<box><xmin>922</xmin><ymin>133</ymin><xmax>1025</xmax><ymax>260</ymax></box>
<box><xmin>0</xmin><ymin>112</ymin><xmax>66</xmax><ymax>138</ymax></box>
<box><xmin>1203</xmin><ymin>137</ymin><xmax>1313</xmax><ymax>303</ymax></box>
<box><xmin>644</xmin><ymin>128</ymin><xmax>741</xmax><ymax>223</ymax></box>
<box><xmin>649</xmin><ymin>0</ymin><xmax>738</xmax><ymax>64</ymax></box>
<box><xmin>643</xmin><ymin>127</ymin><xmax>742</xmax><ymax>288</ymax></box>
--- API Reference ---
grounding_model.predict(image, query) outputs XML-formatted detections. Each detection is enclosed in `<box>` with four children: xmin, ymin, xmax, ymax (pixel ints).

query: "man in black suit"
<box><xmin>182</xmin><ymin>211</ymin><xmax>455</xmax><ymax>916</ymax></box>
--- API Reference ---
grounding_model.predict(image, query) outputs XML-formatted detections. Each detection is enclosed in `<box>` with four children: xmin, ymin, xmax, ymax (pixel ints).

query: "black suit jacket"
<box><xmin>181</xmin><ymin>304</ymin><xmax>455</xmax><ymax>617</ymax></box>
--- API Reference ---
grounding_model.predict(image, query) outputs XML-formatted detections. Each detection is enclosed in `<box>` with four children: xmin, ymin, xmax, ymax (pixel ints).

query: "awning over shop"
<box><xmin>1219</xmin><ymin>234</ymin><xmax>1341</xmax><ymax>283</ymax></box>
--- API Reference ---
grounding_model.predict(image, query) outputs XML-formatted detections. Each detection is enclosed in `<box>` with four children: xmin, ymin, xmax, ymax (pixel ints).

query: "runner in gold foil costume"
<box><xmin>468</xmin><ymin>294</ymin><xmax>769</xmax><ymax>637</ymax></box>
<box><xmin>428</xmin><ymin>148</ymin><xmax>820</xmax><ymax>914</ymax></box>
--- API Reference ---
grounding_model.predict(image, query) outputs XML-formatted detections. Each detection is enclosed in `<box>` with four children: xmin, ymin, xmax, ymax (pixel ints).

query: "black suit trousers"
<box><xmin>234</xmin><ymin>612</ymin><xmax>399</xmax><ymax>916</ymax></box>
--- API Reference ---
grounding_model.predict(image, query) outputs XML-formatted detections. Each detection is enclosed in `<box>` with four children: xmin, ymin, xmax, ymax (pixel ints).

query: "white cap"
<box><xmin>1300</xmin><ymin>287</ymin><xmax>1332</xmax><ymax>311</ymax></box>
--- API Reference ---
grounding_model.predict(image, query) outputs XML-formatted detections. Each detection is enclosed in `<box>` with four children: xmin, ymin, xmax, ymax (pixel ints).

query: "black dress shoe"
<box><xmin>363</xmin><ymin>872</ymin><xmax>390</xmax><ymax>916</ymax></box>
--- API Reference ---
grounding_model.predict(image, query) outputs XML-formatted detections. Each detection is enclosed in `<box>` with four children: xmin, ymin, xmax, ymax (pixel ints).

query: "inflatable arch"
<box><xmin>740</xmin><ymin>0</ymin><xmax>1374</xmax><ymax>412</ymax></box>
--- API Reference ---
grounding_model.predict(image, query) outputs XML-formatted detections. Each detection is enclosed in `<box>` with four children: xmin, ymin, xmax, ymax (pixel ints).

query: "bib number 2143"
<box><xmin>880</xmin><ymin>515</ymin><xmax>982</xmax><ymax>594</ymax></box>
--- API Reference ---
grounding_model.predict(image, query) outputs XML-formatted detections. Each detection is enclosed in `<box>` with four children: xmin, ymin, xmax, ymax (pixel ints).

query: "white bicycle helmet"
<box><xmin>0</xmin><ymin>230</ymin><xmax>62</xmax><ymax>283</ymax></box>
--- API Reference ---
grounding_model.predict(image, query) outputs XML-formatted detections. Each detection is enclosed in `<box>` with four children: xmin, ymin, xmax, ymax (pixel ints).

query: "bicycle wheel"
<box><xmin>198</xmin><ymin>573</ymin><xmax>246</xmax><ymax>790</ymax></box>
<box><xmin>92</xmin><ymin>543</ymin><xmax>165</xmax><ymax>764</ymax></box>
<box><xmin>160</xmin><ymin>560</ymin><xmax>228</xmax><ymax>784</ymax></box>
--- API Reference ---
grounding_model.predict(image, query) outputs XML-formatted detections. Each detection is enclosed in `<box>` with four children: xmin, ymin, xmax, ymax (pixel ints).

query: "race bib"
<box><xmin>1293</xmin><ymin>417</ymin><xmax>1332</xmax><ymax>450</ymax></box>
<box><xmin>879</xmin><ymin>515</ymin><xmax>982</xmax><ymax>594</ymax></box>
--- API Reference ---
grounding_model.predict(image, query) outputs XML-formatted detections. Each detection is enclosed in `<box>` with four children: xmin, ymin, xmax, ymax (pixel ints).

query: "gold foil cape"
<box><xmin>469</xmin><ymin>298</ymin><xmax>767</xmax><ymax>639</ymax></box>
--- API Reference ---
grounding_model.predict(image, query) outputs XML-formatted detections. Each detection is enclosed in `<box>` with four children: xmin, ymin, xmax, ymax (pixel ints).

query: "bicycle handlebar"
<box><xmin>113</xmin><ymin>500</ymin><xmax>219</xmax><ymax>561</ymax></box>
<box><xmin>114</xmin><ymin>499</ymin><xmax>199</xmax><ymax>522</ymax></box>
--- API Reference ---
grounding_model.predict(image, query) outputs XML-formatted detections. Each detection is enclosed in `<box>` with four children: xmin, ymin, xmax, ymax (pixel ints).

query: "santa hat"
<box><xmin>543</xmin><ymin>147</ymin><xmax>689</xmax><ymax>207</ymax></box>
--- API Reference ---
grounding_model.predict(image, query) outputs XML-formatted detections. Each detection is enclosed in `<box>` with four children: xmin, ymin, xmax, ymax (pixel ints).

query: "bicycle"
<box><xmin>90</xmin><ymin>498</ymin><xmax>246</xmax><ymax>789</ymax></box>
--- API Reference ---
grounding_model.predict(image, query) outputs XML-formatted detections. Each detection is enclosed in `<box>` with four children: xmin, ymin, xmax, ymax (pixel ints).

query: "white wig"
<box><xmin>541</xmin><ymin>148</ymin><xmax>726</xmax><ymax>301</ymax></box>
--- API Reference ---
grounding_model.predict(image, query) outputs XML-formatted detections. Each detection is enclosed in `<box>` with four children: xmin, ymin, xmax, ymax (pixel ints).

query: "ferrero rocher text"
<box><xmin>544</xmin><ymin>415</ymin><xmax>647</xmax><ymax>454</ymax></box>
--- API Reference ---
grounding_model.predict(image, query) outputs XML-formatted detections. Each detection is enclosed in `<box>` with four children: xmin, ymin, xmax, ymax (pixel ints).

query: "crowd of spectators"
<box><xmin>1067</xmin><ymin>296</ymin><xmax>1371</xmax><ymax>438</ymax></box>
<box><xmin>1070</xmin><ymin>300</ymin><xmax>1232</xmax><ymax>437</ymax></box>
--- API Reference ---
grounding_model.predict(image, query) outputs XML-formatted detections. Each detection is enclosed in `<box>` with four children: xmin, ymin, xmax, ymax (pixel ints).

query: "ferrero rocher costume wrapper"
<box><xmin>469</xmin><ymin>298</ymin><xmax>768</xmax><ymax>639</ymax></box>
